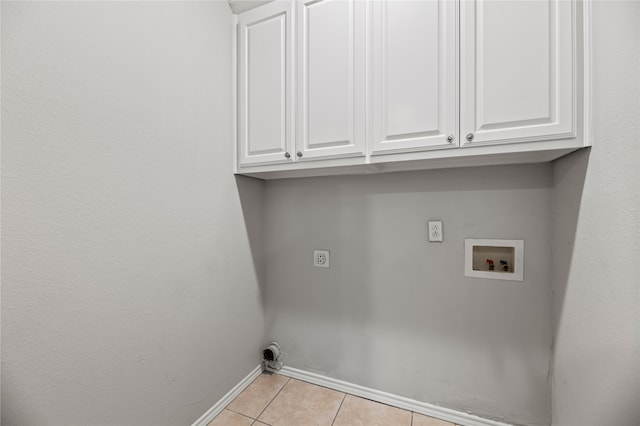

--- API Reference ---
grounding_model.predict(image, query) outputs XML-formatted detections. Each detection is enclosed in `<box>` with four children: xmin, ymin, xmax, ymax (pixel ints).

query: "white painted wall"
<box><xmin>1</xmin><ymin>2</ymin><xmax>265</xmax><ymax>425</ymax></box>
<box><xmin>264</xmin><ymin>164</ymin><xmax>555</xmax><ymax>425</ymax></box>
<box><xmin>551</xmin><ymin>2</ymin><xmax>640</xmax><ymax>425</ymax></box>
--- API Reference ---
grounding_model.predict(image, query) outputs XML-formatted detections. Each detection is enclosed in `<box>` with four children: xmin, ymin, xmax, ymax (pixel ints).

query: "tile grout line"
<box><xmin>330</xmin><ymin>393</ymin><xmax>347</xmax><ymax>426</ymax></box>
<box><xmin>225</xmin><ymin>407</ymin><xmax>257</xmax><ymax>421</ymax></box>
<box><xmin>254</xmin><ymin>375</ymin><xmax>291</xmax><ymax>423</ymax></box>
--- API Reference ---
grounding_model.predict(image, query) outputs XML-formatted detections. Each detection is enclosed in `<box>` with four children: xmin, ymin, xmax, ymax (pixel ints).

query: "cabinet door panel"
<box><xmin>238</xmin><ymin>2</ymin><xmax>294</xmax><ymax>166</ymax></box>
<box><xmin>297</xmin><ymin>0</ymin><xmax>365</xmax><ymax>159</ymax></box>
<box><xmin>461</xmin><ymin>0</ymin><xmax>574</xmax><ymax>146</ymax></box>
<box><xmin>372</xmin><ymin>0</ymin><xmax>458</xmax><ymax>154</ymax></box>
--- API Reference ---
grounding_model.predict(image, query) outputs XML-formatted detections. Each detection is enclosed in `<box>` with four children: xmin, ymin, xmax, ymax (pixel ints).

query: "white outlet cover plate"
<box><xmin>313</xmin><ymin>250</ymin><xmax>330</xmax><ymax>268</ymax></box>
<box><xmin>428</xmin><ymin>221</ymin><xmax>443</xmax><ymax>242</ymax></box>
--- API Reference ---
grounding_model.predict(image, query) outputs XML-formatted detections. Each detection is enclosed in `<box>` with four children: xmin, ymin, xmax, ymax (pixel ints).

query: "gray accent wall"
<box><xmin>263</xmin><ymin>164</ymin><xmax>555</xmax><ymax>425</ymax></box>
<box><xmin>1</xmin><ymin>2</ymin><xmax>265</xmax><ymax>425</ymax></box>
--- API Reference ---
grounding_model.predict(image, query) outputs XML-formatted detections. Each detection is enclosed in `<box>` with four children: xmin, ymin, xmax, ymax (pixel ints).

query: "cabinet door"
<box><xmin>297</xmin><ymin>0</ymin><xmax>366</xmax><ymax>160</ymax></box>
<box><xmin>461</xmin><ymin>0</ymin><xmax>574</xmax><ymax>146</ymax></box>
<box><xmin>371</xmin><ymin>0</ymin><xmax>458</xmax><ymax>154</ymax></box>
<box><xmin>237</xmin><ymin>2</ymin><xmax>294</xmax><ymax>167</ymax></box>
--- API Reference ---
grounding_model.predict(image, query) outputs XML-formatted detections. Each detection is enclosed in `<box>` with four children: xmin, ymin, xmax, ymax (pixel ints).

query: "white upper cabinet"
<box><xmin>234</xmin><ymin>0</ymin><xmax>588</xmax><ymax>178</ymax></box>
<box><xmin>296</xmin><ymin>0</ymin><xmax>366</xmax><ymax>160</ymax></box>
<box><xmin>460</xmin><ymin>0</ymin><xmax>575</xmax><ymax>146</ymax></box>
<box><xmin>371</xmin><ymin>0</ymin><xmax>458</xmax><ymax>154</ymax></box>
<box><xmin>237</xmin><ymin>2</ymin><xmax>294</xmax><ymax>166</ymax></box>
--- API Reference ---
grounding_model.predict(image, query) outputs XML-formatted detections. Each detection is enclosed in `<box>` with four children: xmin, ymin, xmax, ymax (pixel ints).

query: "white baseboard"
<box><xmin>191</xmin><ymin>365</ymin><xmax>262</xmax><ymax>426</ymax></box>
<box><xmin>279</xmin><ymin>366</ymin><xmax>513</xmax><ymax>426</ymax></box>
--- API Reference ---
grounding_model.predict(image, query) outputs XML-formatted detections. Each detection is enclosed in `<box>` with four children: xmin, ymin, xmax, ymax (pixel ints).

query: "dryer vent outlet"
<box><xmin>262</xmin><ymin>341</ymin><xmax>283</xmax><ymax>373</ymax></box>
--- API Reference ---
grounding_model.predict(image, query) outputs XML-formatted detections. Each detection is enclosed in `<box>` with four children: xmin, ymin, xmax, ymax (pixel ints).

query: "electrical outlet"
<box><xmin>313</xmin><ymin>250</ymin><xmax>330</xmax><ymax>268</ymax></box>
<box><xmin>428</xmin><ymin>221</ymin><xmax>443</xmax><ymax>242</ymax></box>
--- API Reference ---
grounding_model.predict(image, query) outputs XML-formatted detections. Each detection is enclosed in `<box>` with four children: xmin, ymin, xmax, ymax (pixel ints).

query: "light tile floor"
<box><xmin>208</xmin><ymin>373</ymin><xmax>458</xmax><ymax>426</ymax></box>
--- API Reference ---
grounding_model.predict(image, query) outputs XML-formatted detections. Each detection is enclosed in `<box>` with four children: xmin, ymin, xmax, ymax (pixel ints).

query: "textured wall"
<box><xmin>264</xmin><ymin>164</ymin><xmax>554</xmax><ymax>425</ymax></box>
<box><xmin>551</xmin><ymin>2</ymin><xmax>640</xmax><ymax>425</ymax></box>
<box><xmin>1</xmin><ymin>2</ymin><xmax>264</xmax><ymax>425</ymax></box>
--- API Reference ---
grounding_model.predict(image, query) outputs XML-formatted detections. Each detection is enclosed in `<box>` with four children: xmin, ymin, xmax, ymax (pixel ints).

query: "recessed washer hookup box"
<box><xmin>464</xmin><ymin>239</ymin><xmax>524</xmax><ymax>281</ymax></box>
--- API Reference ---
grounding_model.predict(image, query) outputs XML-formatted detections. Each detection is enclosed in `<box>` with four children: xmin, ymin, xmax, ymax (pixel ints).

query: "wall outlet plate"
<box><xmin>428</xmin><ymin>221</ymin><xmax>443</xmax><ymax>242</ymax></box>
<box><xmin>313</xmin><ymin>250</ymin><xmax>330</xmax><ymax>268</ymax></box>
